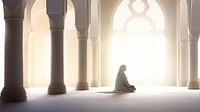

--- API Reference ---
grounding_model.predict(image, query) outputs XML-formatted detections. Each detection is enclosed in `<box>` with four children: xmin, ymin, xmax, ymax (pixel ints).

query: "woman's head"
<box><xmin>119</xmin><ymin>64</ymin><xmax>126</xmax><ymax>72</ymax></box>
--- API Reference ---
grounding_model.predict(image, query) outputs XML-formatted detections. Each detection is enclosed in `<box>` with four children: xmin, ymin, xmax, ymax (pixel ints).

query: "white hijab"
<box><xmin>115</xmin><ymin>65</ymin><xmax>130</xmax><ymax>92</ymax></box>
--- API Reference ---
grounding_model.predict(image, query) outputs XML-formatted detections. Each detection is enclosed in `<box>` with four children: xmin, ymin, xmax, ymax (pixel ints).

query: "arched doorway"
<box><xmin>31</xmin><ymin>8</ymin><xmax>50</xmax><ymax>87</ymax></box>
<box><xmin>30</xmin><ymin>0</ymin><xmax>77</xmax><ymax>87</ymax></box>
<box><xmin>111</xmin><ymin>0</ymin><xmax>166</xmax><ymax>86</ymax></box>
<box><xmin>64</xmin><ymin>4</ymin><xmax>77</xmax><ymax>87</ymax></box>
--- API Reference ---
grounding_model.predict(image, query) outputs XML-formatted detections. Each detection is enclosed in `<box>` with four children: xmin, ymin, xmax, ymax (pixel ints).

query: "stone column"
<box><xmin>178</xmin><ymin>41</ymin><xmax>188</xmax><ymax>86</ymax></box>
<box><xmin>90</xmin><ymin>0</ymin><xmax>100</xmax><ymax>87</ymax></box>
<box><xmin>187</xmin><ymin>30</ymin><xmax>199</xmax><ymax>89</ymax></box>
<box><xmin>47</xmin><ymin>0</ymin><xmax>67</xmax><ymax>94</ymax></box>
<box><xmin>76</xmin><ymin>27</ymin><xmax>89</xmax><ymax>90</ymax></box>
<box><xmin>90</xmin><ymin>40</ymin><xmax>99</xmax><ymax>87</ymax></box>
<box><xmin>72</xmin><ymin>0</ymin><xmax>91</xmax><ymax>90</ymax></box>
<box><xmin>1</xmin><ymin>0</ymin><xmax>27</xmax><ymax>102</ymax></box>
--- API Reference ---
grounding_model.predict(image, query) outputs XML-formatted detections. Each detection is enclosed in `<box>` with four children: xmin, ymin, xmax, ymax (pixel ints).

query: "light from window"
<box><xmin>111</xmin><ymin>0</ymin><xmax>166</xmax><ymax>86</ymax></box>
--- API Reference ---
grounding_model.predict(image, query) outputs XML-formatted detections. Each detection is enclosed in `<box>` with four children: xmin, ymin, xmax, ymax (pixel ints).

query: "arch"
<box><xmin>65</xmin><ymin>5</ymin><xmax>76</xmax><ymax>29</ymax></box>
<box><xmin>155</xmin><ymin>0</ymin><xmax>177</xmax><ymax>34</ymax></box>
<box><xmin>31</xmin><ymin>8</ymin><xmax>50</xmax><ymax>87</ymax></box>
<box><xmin>30</xmin><ymin>0</ymin><xmax>78</xmax><ymax>87</ymax></box>
<box><xmin>113</xmin><ymin>0</ymin><xmax>165</xmax><ymax>30</ymax></box>
<box><xmin>155</xmin><ymin>0</ymin><xmax>168</xmax><ymax>28</ymax></box>
<box><xmin>111</xmin><ymin>0</ymin><xmax>167</xmax><ymax>86</ymax></box>
<box><xmin>64</xmin><ymin>2</ymin><xmax>78</xmax><ymax>87</ymax></box>
<box><xmin>31</xmin><ymin>0</ymin><xmax>46</xmax><ymax>21</ymax></box>
<box><xmin>111</xmin><ymin>0</ymin><xmax>123</xmax><ymax>21</ymax></box>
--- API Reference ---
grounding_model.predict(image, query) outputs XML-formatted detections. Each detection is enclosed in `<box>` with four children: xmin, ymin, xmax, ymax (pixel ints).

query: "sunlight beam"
<box><xmin>111</xmin><ymin>0</ymin><xmax>166</xmax><ymax>86</ymax></box>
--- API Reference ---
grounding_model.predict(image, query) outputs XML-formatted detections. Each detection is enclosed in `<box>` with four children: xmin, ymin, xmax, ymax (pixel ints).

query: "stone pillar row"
<box><xmin>1</xmin><ymin>0</ymin><xmax>92</xmax><ymax>102</ymax></box>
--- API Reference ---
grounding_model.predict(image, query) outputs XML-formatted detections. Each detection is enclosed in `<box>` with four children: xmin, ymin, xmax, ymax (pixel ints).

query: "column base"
<box><xmin>48</xmin><ymin>83</ymin><xmax>66</xmax><ymax>95</ymax></box>
<box><xmin>90</xmin><ymin>80</ymin><xmax>99</xmax><ymax>87</ymax></box>
<box><xmin>178</xmin><ymin>81</ymin><xmax>187</xmax><ymax>87</ymax></box>
<box><xmin>1</xmin><ymin>87</ymin><xmax>27</xmax><ymax>102</ymax></box>
<box><xmin>76</xmin><ymin>82</ymin><xmax>89</xmax><ymax>90</ymax></box>
<box><xmin>187</xmin><ymin>81</ymin><xmax>199</xmax><ymax>89</ymax></box>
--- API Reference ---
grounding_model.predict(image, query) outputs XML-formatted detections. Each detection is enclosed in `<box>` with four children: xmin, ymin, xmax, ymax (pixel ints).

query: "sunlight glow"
<box><xmin>114</xmin><ymin>0</ymin><xmax>165</xmax><ymax>30</ymax></box>
<box><xmin>126</xmin><ymin>18</ymin><xmax>152</xmax><ymax>30</ymax></box>
<box><xmin>45</xmin><ymin>36</ymin><xmax>51</xmax><ymax>81</ymax></box>
<box><xmin>133</xmin><ymin>0</ymin><xmax>145</xmax><ymax>13</ymax></box>
<box><xmin>65</xmin><ymin>6</ymin><xmax>75</xmax><ymax>29</ymax></box>
<box><xmin>111</xmin><ymin>0</ymin><xmax>166</xmax><ymax>86</ymax></box>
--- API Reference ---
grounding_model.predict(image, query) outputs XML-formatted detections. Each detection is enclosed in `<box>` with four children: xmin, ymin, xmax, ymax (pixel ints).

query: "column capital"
<box><xmin>46</xmin><ymin>0</ymin><xmax>67</xmax><ymax>29</ymax></box>
<box><xmin>2</xmin><ymin>0</ymin><xmax>26</xmax><ymax>19</ymax></box>
<box><xmin>90</xmin><ymin>35</ymin><xmax>99</xmax><ymax>47</ymax></box>
<box><xmin>76</xmin><ymin>27</ymin><xmax>89</xmax><ymax>39</ymax></box>
<box><xmin>179</xmin><ymin>40</ymin><xmax>187</xmax><ymax>47</ymax></box>
<box><xmin>72</xmin><ymin>0</ymin><xmax>91</xmax><ymax>28</ymax></box>
<box><xmin>91</xmin><ymin>38</ymin><xmax>99</xmax><ymax>46</ymax></box>
<box><xmin>188</xmin><ymin>29</ymin><xmax>200</xmax><ymax>41</ymax></box>
<box><xmin>48</xmin><ymin>16</ymin><xmax>65</xmax><ymax>29</ymax></box>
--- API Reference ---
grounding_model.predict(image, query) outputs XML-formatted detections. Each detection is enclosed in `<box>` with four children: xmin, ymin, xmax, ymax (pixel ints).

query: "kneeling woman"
<box><xmin>115</xmin><ymin>65</ymin><xmax>136</xmax><ymax>92</ymax></box>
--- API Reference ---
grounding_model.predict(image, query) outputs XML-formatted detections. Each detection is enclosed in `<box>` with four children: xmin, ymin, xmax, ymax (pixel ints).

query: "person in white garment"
<box><xmin>115</xmin><ymin>65</ymin><xmax>136</xmax><ymax>92</ymax></box>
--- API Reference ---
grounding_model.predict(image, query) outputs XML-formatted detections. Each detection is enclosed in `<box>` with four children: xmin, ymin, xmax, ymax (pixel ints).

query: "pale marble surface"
<box><xmin>1</xmin><ymin>86</ymin><xmax>200</xmax><ymax>112</ymax></box>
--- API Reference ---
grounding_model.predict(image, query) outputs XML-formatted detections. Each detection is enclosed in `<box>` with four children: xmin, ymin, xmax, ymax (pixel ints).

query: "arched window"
<box><xmin>111</xmin><ymin>0</ymin><xmax>166</xmax><ymax>85</ymax></box>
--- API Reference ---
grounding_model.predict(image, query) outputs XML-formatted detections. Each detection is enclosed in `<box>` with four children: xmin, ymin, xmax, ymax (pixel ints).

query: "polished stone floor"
<box><xmin>0</xmin><ymin>86</ymin><xmax>200</xmax><ymax>112</ymax></box>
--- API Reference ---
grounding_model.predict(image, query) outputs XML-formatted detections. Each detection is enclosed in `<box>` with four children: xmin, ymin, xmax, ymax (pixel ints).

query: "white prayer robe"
<box><xmin>115</xmin><ymin>65</ymin><xmax>136</xmax><ymax>92</ymax></box>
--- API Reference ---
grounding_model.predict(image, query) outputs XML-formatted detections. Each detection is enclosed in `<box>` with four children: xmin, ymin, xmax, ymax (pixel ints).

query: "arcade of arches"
<box><xmin>0</xmin><ymin>0</ymin><xmax>200</xmax><ymax>102</ymax></box>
